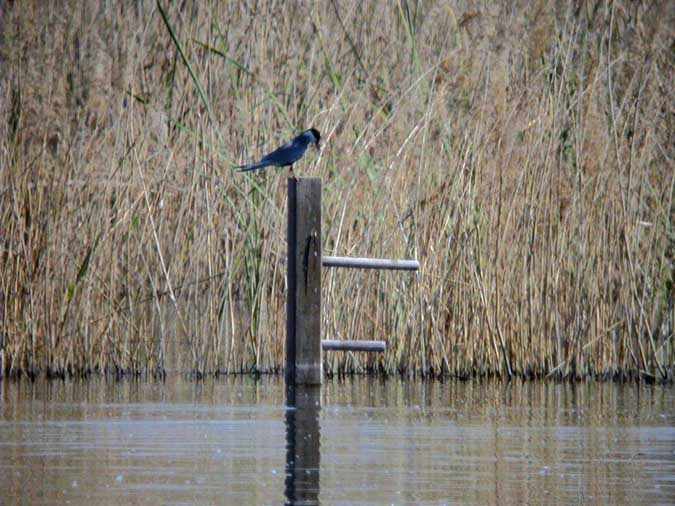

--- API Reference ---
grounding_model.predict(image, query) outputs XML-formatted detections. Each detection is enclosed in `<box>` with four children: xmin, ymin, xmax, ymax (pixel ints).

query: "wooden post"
<box><xmin>286</xmin><ymin>177</ymin><xmax>322</xmax><ymax>385</ymax></box>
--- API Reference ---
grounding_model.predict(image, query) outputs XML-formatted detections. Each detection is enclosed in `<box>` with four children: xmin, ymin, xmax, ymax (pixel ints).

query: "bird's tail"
<box><xmin>235</xmin><ymin>162</ymin><xmax>268</xmax><ymax>173</ymax></box>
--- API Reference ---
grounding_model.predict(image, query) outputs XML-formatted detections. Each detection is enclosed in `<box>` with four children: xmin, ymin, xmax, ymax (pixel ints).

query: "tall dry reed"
<box><xmin>0</xmin><ymin>1</ymin><xmax>672</xmax><ymax>380</ymax></box>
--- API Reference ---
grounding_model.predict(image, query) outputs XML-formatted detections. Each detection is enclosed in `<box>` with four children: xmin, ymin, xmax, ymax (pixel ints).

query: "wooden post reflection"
<box><xmin>285</xmin><ymin>385</ymin><xmax>321</xmax><ymax>505</ymax></box>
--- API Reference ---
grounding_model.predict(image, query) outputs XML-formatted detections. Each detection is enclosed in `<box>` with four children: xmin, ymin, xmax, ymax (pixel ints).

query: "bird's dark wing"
<box><xmin>235</xmin><ymin>143</ymin><xmax>291</xmax><ymax>172</ymax></box>
<box><xmin>260</xmin><ymin>140</ymin><xmax>302</xmax><ymax>167</ymax></box>
<box><xmin>235</xmin><ymin>136</ymin><xmax>306</xmax><ymax>172</ymax></box>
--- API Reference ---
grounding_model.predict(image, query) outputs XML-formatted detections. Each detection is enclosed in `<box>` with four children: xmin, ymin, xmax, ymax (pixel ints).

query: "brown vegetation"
<box><xmin>0</xmin><ymin>1</ymin><xmax>672</xmax><ymax>380</ymax></box>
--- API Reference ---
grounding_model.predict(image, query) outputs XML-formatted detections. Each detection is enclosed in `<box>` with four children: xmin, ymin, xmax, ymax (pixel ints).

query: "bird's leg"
<box><xmin>290</xmin><ymin>165</ymin><xmax>296</xmax><ymax>180</ymax></box>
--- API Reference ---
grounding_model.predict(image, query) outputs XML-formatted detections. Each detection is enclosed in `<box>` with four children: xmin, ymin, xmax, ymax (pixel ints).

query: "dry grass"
<box><xmin>0</xmin><ymin>1</ymin><xmax>672</xmax><ymax>380</ymax></box>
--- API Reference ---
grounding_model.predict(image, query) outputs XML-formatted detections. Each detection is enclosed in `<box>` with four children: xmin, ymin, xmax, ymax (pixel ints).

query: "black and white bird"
<box><xmin>235</xmin><ymin>128</ymin><xmax>321</xmax><ymax>175</ymax></box>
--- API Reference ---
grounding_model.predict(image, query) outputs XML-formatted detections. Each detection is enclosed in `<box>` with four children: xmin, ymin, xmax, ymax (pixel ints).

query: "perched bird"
<box><xmin>235</xmin><ymin>128</ymin><xmax>321</xmax><ymax>176</ymax></box>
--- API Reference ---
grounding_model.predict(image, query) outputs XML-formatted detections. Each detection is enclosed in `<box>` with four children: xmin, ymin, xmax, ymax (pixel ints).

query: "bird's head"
<box><xmin>306</xmin><ymin>128</ymin><xmax>321</xmax><ymax>150</ymax></box>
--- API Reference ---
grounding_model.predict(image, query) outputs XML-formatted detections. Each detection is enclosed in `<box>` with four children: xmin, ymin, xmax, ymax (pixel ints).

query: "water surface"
<box><xmin>0</xmin><ymin>377</ymin><xmax>673</xmax><ymax>505</ymax></box>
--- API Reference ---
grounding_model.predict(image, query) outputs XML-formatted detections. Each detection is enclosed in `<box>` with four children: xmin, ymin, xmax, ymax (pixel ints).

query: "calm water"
<box><xmin>0</xmin><ymin>376</ymin><xmax>673</xmax><ymax>505</ymax></box>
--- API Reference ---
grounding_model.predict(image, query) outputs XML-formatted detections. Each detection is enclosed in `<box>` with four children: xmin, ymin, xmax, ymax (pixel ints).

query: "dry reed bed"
<box><xmin>0</xmin><ymin>1</ymin><xmax>672</xmax><ymax>380</ymax></box>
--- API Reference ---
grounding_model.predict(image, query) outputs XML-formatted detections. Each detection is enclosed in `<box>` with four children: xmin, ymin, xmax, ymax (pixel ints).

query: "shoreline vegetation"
<box><xmin>0</xmin><ymin>2</ymin><xmax>672</xmax><ymax>382</ymax></box>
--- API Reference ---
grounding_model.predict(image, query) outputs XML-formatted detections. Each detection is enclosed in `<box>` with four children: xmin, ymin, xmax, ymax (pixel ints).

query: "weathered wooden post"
<box><xmin>286</xmin><ymin>177</ymin><xmax>419</xmax><ymax>386</ymax></box>
<box><xmin>286</xmin><ymin>177</ymin><xmax>322</xmax><ymax>385</ymax></box>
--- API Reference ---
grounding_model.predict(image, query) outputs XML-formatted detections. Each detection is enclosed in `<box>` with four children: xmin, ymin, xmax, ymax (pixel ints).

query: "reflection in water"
<box><xmin>285</xmin><ymin>385</ymin><xmax>321</xmax><ymax>505</ymax></box>
<box><xmin>0</xmin><ymin>377</ymin><xmax>673</xmax><ymax>505</ymax></box>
